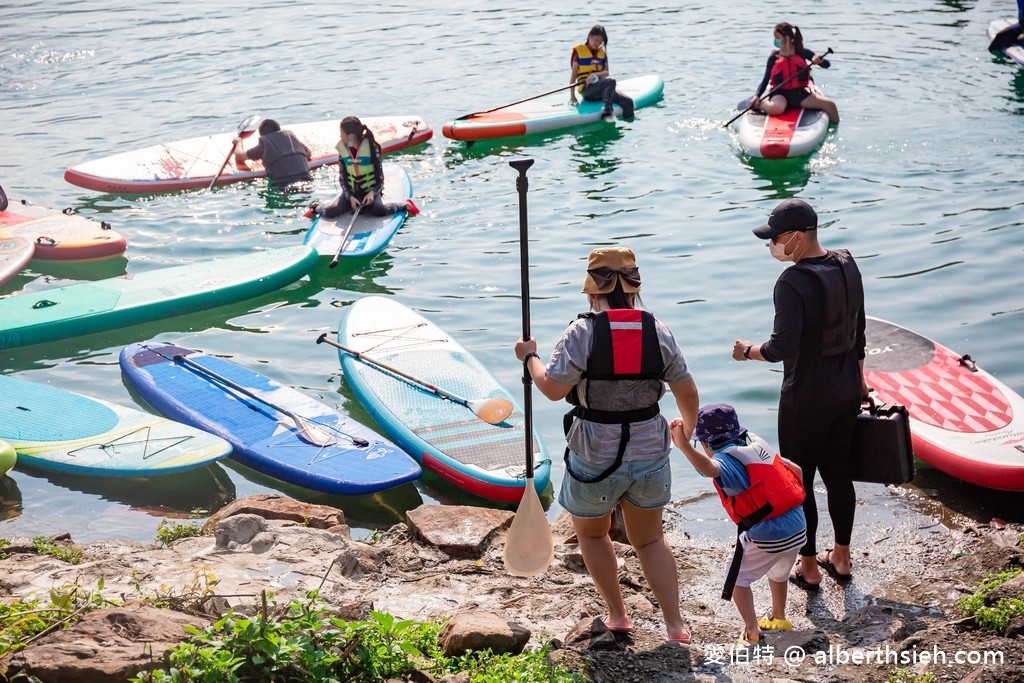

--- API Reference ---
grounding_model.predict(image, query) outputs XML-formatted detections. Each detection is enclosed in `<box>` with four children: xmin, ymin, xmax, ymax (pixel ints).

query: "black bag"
<box><xmin>849</xmin><ymin>397</ymin><xmax>915</xmax><ymax>485</ymax></box>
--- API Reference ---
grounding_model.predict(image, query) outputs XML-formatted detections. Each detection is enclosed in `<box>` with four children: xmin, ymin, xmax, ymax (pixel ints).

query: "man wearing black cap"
<box><xmin>732</xmin><ymin>198</ymin><xmax>867</xmax><ymax>591</ymax></box>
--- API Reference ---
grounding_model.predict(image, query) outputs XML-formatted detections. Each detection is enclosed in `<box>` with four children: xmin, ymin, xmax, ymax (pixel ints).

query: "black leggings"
<box><xmin>581</xmin><ymin>78</ymin><xmax>635</xmax><ymax>118</ymax></box>
<box><xmin>778</xmin><ymin>395</ymin><xmax>859</xmax><ymax>557</ymax></box>
<box><xmin>323</xmin><ymin>193</ymin><xmax>403</xmax><ymax>219</ymax></box>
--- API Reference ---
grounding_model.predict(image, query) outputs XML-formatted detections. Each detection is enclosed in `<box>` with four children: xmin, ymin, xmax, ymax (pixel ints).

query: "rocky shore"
<box><xmin>1</xmin><ymin>492</ymin><xmax>1022</xmax><ymax>682</ymax></box>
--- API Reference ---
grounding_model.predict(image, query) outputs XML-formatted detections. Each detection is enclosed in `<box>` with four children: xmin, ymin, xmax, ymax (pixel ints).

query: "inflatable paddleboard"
<box><xmin>0</xmin><ymin>245</ymin><xmax>317</xmax><ymax>350</ymax></box>
<box><xmin>335</xmin><ymin>296</ymin><xmax>550</xmax><ymax>503</ymax></box>
<box><xmin>0</xmin><ymin>237</ymin><xmax>33</xmax><ymax>287</ymax></box>
<box><xmin>120</xmin><ymin>342</ymin><xmax>422</xmax><ymax>494</ymax></box>
<box><xmin>304</xmin><ymin>164</ymin><xmax>413</xmax><ymax>260</ymax></box>
<box><xmin>864</xmin><ymin>317</ymin><xmax>1024</xmax><ymax>491</ymax></box>
<box><xmin>736</xmin><ymin>85</ymin><xmax>830</xmax><ymax>159</ymax></box>
<box><xmin>0</xmin><ymin>375</ymin><xmax>231</xmax><ymax>477</ymax></box>
<box><xmin>0</xmin><ymin>199</ymin><xmax>127</xmax><ymax>261</ymax></box>
<box><xmin>0</xmin><ymin>440</ymin><xmax>15</xmax><ymax>476</ymax></box>
<box><xmin>65</xmin><ymin>117</ymin><xmax>433</xmax><ymax>194</ymax></box>
<box><xmin>442</xmin><ymin>75</ymin><xmax>664</xmax><ymax>142</ymax></box>
<box><xmin>987</xmin><ymin>19</ymin><xmax>1024</xmax><ymax>67</ymax></box>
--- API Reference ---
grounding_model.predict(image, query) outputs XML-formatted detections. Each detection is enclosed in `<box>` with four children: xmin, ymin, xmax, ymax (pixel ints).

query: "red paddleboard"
<box><xmin>864</xmin><ymin>317</ymin><xmax>1024</xmax><ymax>491</ymax></box>
<box><xmin>0</xmin><ymin>237</ymin><xmax>34</xmax><ymax>287</ymax></box>
<box><xmin>0</xmin><ymin>200</ymin><xmax>126</xmax><ymax>261</ymax></box>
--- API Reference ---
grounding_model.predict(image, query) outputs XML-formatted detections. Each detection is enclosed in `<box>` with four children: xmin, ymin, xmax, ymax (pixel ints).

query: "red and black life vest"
<box><xmin>770</xmin><ymin>53</ymin><xmax>810</xmax><ymax>90</ymax></box>
<box><xmin>713</xmin><ymin>436</ymin><xmax>805</xmax><ymax>531</ymax></box>
<box><xmin>563</xmin><ymin>309</ymin><xmax>666</xmax><ymax>483</ymax></box>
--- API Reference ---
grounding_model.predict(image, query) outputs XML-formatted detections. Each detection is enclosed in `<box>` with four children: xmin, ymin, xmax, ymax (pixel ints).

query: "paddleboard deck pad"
<box><xmin>0</xmin><ymin>200</ymin><xmax>127</xmax><ymax>260</ymax></box>
<box><xmin>442</xmin><ymin>75</ymin><xmax>664</xmax><ymax>142</ymax></box>
<box><xmin>65</xmin><ymin>117</ymin><xmax>432</xmax><ymax>194</ymax></box>
<box><xmin>736</xmin><ymin>86</ymin><xmax>830</xmax><ymax>159</ymax></box>
<box><xmin>0</xmin><ymin>237</ymin><xmax>34</xmax><ymax>288</ymax></box>
<box><xmin>120</xmin><ymin>342</ymin><xmax>422</xmax><ymax>494</ymax></box>
<box><xmin>0</xmin><ymin>245</ymin><xmax>317</xmax><ymax>350</ymax></box>
<box><xmin>336</xmin><ymin>296</ymin><xmax>550</xmax><ymax>503</ymax></box>
<box><xmin>988</xmin><ymin>19</ymin><xmax>1024</xmax><ymax>67</ymax></box>
<box><xmin>864</xmin><ymin>316</ymin><xmax>1024</xmax><ymax>491</ymax></box>
<box><xmin>0</xmin><ymin>374</ymin><xmax>231</xmax><ymax>477</ymax></box>
<box><xmin>304</xmin><ymin>164</ymin><xmax>412</xmax><ymax>259</ymax></box>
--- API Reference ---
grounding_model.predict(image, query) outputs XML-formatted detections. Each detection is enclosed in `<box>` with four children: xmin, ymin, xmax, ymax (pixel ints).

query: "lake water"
<box><xmin>3</xmin><ymin>0</ymin><xmax>1024</xmax><ymax>544</ymax></box>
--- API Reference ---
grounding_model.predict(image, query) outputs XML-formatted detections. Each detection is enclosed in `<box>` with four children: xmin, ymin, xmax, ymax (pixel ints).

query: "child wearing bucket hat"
<box><xmin>670</xmin><ymin>403</ymin><xmax>806</xmax><ymax>648</ymax></box>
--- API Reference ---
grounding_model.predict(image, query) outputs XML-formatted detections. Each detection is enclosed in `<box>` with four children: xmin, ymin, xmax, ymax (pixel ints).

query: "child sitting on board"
<box><xmin>670</xmin><ymin>403</ymin><xmax>806</xmax><ymax>648</ymax></box>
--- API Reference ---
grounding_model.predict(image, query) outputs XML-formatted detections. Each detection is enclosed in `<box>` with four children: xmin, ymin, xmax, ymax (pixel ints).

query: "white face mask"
<box><xmin>768</xmin><ymin>232</ymin><xmax>798</xmax><ymax>262</ymax></box>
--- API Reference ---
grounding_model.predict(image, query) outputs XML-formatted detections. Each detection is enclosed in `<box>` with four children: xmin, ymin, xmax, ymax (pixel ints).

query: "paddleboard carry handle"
<box><xmin>958</xmin><ymin>354</ymin><xmax>978</xmax><ymax>372</ymax></box>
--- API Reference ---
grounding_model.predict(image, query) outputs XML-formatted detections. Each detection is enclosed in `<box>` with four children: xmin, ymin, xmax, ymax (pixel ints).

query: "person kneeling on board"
<box><xmin>233</xmin><ymin>118</ymin><xmax>313</xmax><ymax>188</ymax></box>
<box><xmin>314</xmin><ymin>117</ymin><xmax>418</xmax><ymax>219</ymax></box>
<box><xmin>750</xmin><ymin>22</ymin><xmax>839</xmax><ymax>124</ymax></box>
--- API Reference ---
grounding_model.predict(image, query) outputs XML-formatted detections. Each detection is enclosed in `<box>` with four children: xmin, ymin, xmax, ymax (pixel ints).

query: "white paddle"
<box><xmin>315</xmin><ymin>333</ymin><xmax>513</xmax><ymax>425</ymax></box>
<box><xmin>503</xmin><ymin>157</ymin><xmax>554</xmax><ymax>578</ymax></box>
<box><xmin>208</xmin><ymin>114</ymin><xmax>261</xmax><ymax>190</ymax></box>
<box><xmin>328</xmin><ymin>204</ymin><xmax>363</xmax><ymax>268</ymax></box>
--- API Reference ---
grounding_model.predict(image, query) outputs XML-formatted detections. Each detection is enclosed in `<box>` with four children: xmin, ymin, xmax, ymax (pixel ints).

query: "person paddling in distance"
<box><xmin>514</xmin><ymin>247</ymin><xmax>698</xmax><ymax>644</ymax></box>
<box><xmin>733</xmin><ymin>199</ymin><xmax>867</xmax><ymax>591</ymax></box>
<box><xmin>313</xmin><ymin>116</ymin><xmax>419</xmax><ymax>219</ymax></box>
<box><xmin>670</xmin><ymin>404</ymin><xmax>806</xmax><ymax>649</ymax></box>
<box><xmin>751</xmin><ymin>22</ymin><xmax>839</xmax><ymax>124</ymax></box>
<box><xmin>233</xmin><ymin>118</ymin><xmax>313</xmax><ymax>188</ymax></box>
<box><xmin>569</xmin><ymin>25</ymin><xmax>635</xmax><ymax>122</ymax></box>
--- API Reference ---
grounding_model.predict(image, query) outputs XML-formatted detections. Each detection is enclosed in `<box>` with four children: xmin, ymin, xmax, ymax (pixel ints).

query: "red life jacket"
<box><xmin>770</xmin><ymin>53</ymin><xmax>810</xmax><ymax>91</ymax></box>
<box><xmin>713</xmin><ymin>435</ymin><xmax>805</xmax><ymax>530</ymax></box>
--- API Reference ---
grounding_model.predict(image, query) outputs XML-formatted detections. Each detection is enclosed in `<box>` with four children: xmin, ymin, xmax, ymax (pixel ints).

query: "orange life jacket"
<box><xmin>713</xmin><ymin>435</ymin><xmax>805</xmax><ymax>530</ymax></box>
<box><xmin>770</xmin><ymin>53</ymin><xmax>810</xmax><ymax>91</ymax></box>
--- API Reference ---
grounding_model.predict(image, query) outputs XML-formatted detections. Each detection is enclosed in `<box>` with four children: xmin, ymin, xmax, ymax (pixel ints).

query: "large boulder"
<box><xmin>204</xmin><ymin>494</ymin><xmax>349</xmax><ymax>536</ymax></box>
<box><xmin>405</xmin><ymin>504</ymin><xmax>512</xmax><ymax>559</ymax></box>
<box><xmin>438</xmin><ymin>611</ymin><xmax>531</xmax><ymax>656</ymax></box>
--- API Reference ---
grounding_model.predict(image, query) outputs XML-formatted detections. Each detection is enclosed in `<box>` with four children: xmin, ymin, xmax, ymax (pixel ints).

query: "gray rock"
<box><xmin>438</xmin><ymin>610</ymin><xmax>531</xmax><ymax>657</ymax></box>
<box><xmin>406</xmin><ymin>504</ymin><xmax>512</xmax><ymax>558</ymax></box>
<box><xmin>213</xmin><ymin>513</ymin><xmax>268</xmax><ymax>549</ymax></box>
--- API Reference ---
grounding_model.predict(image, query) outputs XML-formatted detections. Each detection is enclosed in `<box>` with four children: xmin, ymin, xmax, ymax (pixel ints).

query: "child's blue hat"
<box><xmin>694</xmin><ymin>403</ymin><xmax>748</xmax><ymax>449</ymax></box>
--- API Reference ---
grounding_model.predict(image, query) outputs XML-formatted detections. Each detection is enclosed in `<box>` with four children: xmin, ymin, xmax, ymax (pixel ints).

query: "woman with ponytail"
<box><xmin>319</xmin><ymin>116</ymin><xmax>418</xmax><ymax>219</ymax></box>
<box><xmin>751</xmin><ymin>22</ymin><xmax>839</xmax><ymax>124</ymax></box>
<box><xmin>569</xmin><ymin>24</ymin><xmax>635</xmax><ymax>121</ymax></box>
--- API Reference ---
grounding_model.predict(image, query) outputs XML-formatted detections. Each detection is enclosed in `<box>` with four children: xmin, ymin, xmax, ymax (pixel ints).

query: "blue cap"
<box><xmin>694</xmin><ymin>403</ymin><xmax>748</xmax><ymax>449</ymax></box>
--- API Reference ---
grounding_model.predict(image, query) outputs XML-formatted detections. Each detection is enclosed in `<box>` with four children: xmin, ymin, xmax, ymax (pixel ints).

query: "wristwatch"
<box><xmin>743</xmin><ymin>345</ymin><xmax>752</xmax><ymax>359</ymax></box>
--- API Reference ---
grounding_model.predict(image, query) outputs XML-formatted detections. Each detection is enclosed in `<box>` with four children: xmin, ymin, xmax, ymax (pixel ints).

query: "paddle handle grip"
<box><xmin>315</xmin><ymin>333</ymin><xmax>467</xmax><ymax>406</ymax></box>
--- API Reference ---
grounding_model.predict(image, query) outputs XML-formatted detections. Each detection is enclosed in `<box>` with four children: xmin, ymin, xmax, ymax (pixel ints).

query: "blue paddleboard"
<box><xmin>120</xmin><ymin>341</ymin><xmax>422</xmax><ymax>494</ymax></box>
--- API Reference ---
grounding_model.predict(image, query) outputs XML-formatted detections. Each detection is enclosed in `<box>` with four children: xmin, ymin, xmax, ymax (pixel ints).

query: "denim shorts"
<box><xmin>558</xmin><ymin>452</ymin><xmax>672</xmax><ymax>518</ymax></box>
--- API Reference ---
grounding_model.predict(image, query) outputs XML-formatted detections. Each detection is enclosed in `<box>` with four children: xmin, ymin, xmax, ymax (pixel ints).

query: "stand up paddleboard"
<box><xmin>0</xmin><ymin>237</ymin><xmax>33</xmax><ymax>287</ymax></box>
<box><xmin>442</xmin><ymin>75</ymin><xmax>664</xmax><ymax>142</ymax></box>
<box><xmin>0</xmin><ymin>375</ymin><xmax>231</xmax><ymax>477</ymax></box>
<box><xmin>0</xmin><ymin>245</ymin><xmax>317</xmax><ymax>350</ymax></box>
<box><xmin>864</xmin><ymin>317</ymin><xmax>1024</xmax><ymax>491</ymax></box>
<box><xmin>334</xmin><ymin>296</ymin><xmax>550</xmax><ymax>503</ymax></box>
<box><xmin>304</xmin><ymin>164</ymin><xmax>413</xmax><ymax>260</ymax></box>
<box><xmin>1</xmin><ymin>199</ymin><xmax>127</xmax><ymax>261</ymax></box>
<box><xmin>988</xmin><ymin>19</ymin><xmax>1024</xmax><ymax>67</ymax></box>
<box><xmin>65</xmin><ymin>117</ymin><xmax>432</xmax><ymax>194</ymax></box>
<box><xmin>0</xmin><ymin>440</ymin><xmax>15</xmax><ymax>476</ymax></box>
<box><xmin>736</xmin><ymin>85</ymin><xmax>830</xmax><ymax>159</ymax></box>
<box><xmin>120</xmin><ymin>342</ymin><xmax>422</xmax><ymax>495</ymax></box>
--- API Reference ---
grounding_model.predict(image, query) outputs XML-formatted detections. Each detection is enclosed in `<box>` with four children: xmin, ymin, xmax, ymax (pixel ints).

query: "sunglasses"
<box><xmin>770</xmin><ymin>232</ymin><xmax>797</xmax><ymax>245</ymax></box>
<box><xmin>587</xmin><ymin>266</ymin><xmax>641</xmax><ymax>290</ymax></box>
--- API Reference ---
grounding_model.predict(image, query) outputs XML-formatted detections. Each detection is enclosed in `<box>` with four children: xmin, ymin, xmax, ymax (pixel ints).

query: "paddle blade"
<box><xmin>503</xmin><ymin>478</ymin><xmax>554</xmax><ymax>577</ymax></box>
<box><xmin>469</xmin><ymin>397</ymin><xmax>514</xmax><ymax>424</ymax></box>
<box><xmin>292</xmin><ymin>415</ymin><xmax>337</xmax><ymax>447</ymax></box>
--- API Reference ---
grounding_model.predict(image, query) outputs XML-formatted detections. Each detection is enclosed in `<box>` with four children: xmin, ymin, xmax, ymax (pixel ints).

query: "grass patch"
<box><xmin>957</xmin><ymin>567</ymin><xmax>1024</xmax><ymax>635</ymax></box>
<box><xmin>31</xmin><ymin>536</ymin><xmax>83</xmax><ymax>565</ymax></box>
<box><xmin>131</xmin><ymin>592</ymin><xmax>584</xmax><ymax>683</ymax></box>
<box><xmin>888</xmin><ymin>669</ymin><xmax>936</xmax><ymax>683</ymax></box>
<box><xmin>155</xmin><ymin>519</ymin><xmax>209</xmax><ymax>548</ymax></box>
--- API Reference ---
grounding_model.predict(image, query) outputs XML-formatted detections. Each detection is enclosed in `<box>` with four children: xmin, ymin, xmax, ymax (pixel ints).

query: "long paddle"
<box><xmin>723</xmin><ymin>47</ymin><xmax>833</xmax><ymax>128</ymax></box>
<box><xmin>208</xmin><ymin>114</ymin><xmax>261</xmax><ymax>190</ymax></box>
<box><xmin>458</xmin><ymin>82</ymin><xmax>585</xmax><ymax>120</ymax></box>
<box><xmin>328</xmin><ymin>204</ymin><xmax>363</xmax><ymax>268</ymax></box>
<box><xmin>503</xmin><ymin>157</ymin><xmax>555</xmax><ymax>578</ymax></box>
<box><xmin>315</xmin><ymin>333</ymin><xmax>514</xmax><ymax>424</ymax></box>
<box><xmin>145</xmin><ymin>345</ymin><xmax>364</xmax><ymax>448</ymax></box>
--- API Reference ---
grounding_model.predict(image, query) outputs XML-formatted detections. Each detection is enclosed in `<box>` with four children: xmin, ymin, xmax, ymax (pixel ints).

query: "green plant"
<box><xmin>31</xmin><ymin>536</ymin><xmax>82</xmax><ymax>565</ymax></box>
<box><xmin>131</xmin><ymin>594</ymin><xmax>583</xmax><ymax>683</ymax></box>
<box><xmin>957</xmin><ymin>567</ymin><xmax>1024</xmax><ymax>635</ymax></box>
<box><xmin>155</xmin><ymin>519</ymin><xmax>209</xmax><ymax>547</ymax></box>
<box><xmin>888</xmin><ymin>669</ymin><xmax>936</xmax><ymax>683</ymax></box>
<box><xmin>0</xmin><ymin>578</ymin><xmax>111</xmax><ymax>659</ymax></box>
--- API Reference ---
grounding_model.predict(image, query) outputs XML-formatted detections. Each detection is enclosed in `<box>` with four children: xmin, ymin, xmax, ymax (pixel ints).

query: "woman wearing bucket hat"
<box><xmin>515</xmin><ymin>246</ymin><xmax>699</xmax><ymax>643</ymax></box>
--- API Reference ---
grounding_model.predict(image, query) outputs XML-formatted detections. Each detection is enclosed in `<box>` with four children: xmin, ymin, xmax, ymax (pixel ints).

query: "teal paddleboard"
<box><xmin>0</xmin><ymin>245</ymin><xmax>317</xmax><ymax>349</ymax></box>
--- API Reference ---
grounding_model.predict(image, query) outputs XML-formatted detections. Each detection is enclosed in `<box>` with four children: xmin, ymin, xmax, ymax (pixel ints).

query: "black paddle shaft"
<box><xmin>510</xmin><ymin>158</ymin><xmax>535</xmax><ymax>476</ymax></box>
